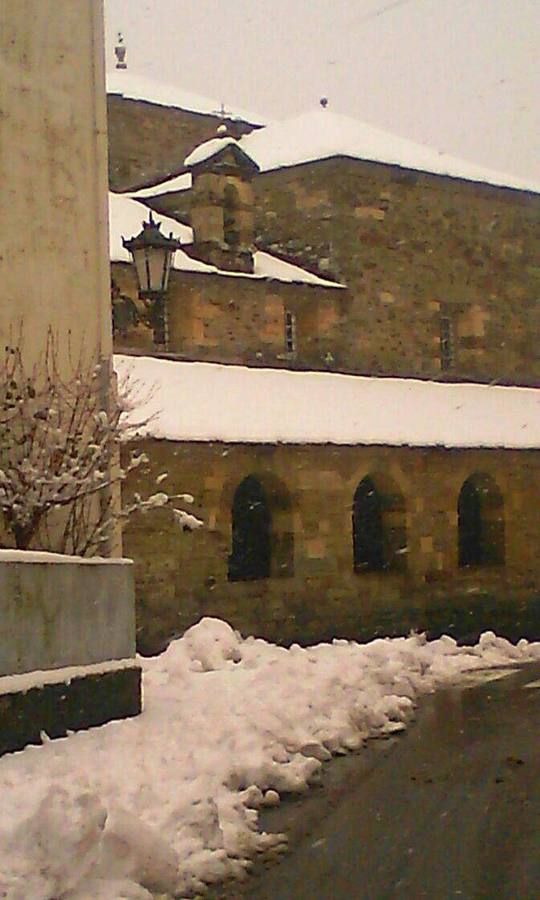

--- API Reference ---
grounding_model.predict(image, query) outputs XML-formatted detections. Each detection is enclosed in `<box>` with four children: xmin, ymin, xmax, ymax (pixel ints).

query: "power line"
<box><xmin>351</xmin><ymin>0</ymin><xmax>422</xmax><ymax>27</ymax></box>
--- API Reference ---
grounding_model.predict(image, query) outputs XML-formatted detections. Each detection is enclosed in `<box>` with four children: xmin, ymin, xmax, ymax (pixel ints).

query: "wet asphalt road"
<box><xmin>214</xmin><ymin>662</ymin><xmax>540</xmax><ymax>900</ymax></box>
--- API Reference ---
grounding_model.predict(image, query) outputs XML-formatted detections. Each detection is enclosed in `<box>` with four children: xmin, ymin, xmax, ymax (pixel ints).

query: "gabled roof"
<box><xmin>115</xmin><ymin>354</ymin><xmax>540</xmax><ymax>449</ymax></box>
<box><xmin>184</xmin><ymin>136</ymin><xmax>260</xmax><ymax>174</ymax></box>
<box><xmin>238</xmin><ymin>109</ymin><xmax>540</xmax><ymax>194</ymax></box>
<box><xmin>106</xmin><ymin>70</ymin><xmax>267</xmax><ymax>126</ymax></box>
<box><xmin>109</xmin><ymin>193</ymin><xmax>343</xmax><ymax>288</ymax></box>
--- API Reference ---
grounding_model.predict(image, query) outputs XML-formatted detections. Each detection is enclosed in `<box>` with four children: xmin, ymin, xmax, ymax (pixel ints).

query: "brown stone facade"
<box><xmin>107</xmin><ymin>95</ymin><xmax>259</xmax><ymax>192</ymax></box>
<box><xmin>145</xmin><ymin>155</ymin><xmax>540</xmax><ymax>386</ymax></box>
<box><xmin>123</xmin><ymin>440</ymin><xmax>540</xmax><ymax>654</ymax></box>
<box><xmin>113</xmin><ymin>261</ymin><xmax>345</xmax><ymax>369</ymax></box>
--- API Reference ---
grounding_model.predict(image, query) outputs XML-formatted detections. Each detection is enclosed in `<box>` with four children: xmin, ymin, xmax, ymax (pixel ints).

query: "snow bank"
<box><xmin>114</xmin><ymin>354</ymin><xmax>540</xmax><ymax>450</ymax></box>
<box><xmin>0</xmin><ymin>618</ymin><xmax>539</xmax><ymax>898</ymax></box>
<box><xmin>240</xmin><ymin>108</ymin><xmax>540</xmax><ymax>194</ymax></box>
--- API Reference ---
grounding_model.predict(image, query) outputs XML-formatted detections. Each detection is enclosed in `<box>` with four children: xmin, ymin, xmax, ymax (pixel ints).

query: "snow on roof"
<box><xmin>129</xmin><ymin>172</ymin><xmax>192</xmax><ymax>199</ymax></box>
<box><xmin>184</xmin><ymin>136</ymin><xmax>242</xmax><ymax>168</ymax></box>
<box><xmin>239</xmin><ymin>109</ymin><xmax>540</xmax><ymax>194</ymax></box>
<box><xmin>109</xmin><ymin>193</ymin><xmax>343</xmax><ymax>287</ymax></box>
<box><xmin>109</xmin><ymin>193</ymin><xmax>192</xmax><ymax>262</ymax></box>
<box><xmin>115</xmin><ymin>355</ymin><xmax>540</xmax><ymax>449</ymax></box>
<box><xmin>106</xmin><ymin>70</ymin><xmax>266</xmax><ymax>125</ymax></box>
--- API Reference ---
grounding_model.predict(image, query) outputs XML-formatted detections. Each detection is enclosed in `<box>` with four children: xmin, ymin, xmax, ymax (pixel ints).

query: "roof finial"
<box><xmin>115</xmin><ymin>32</ymin><xmax>127</xmax><ymax>70</ymax></box>
<box><xmin>320</xmin><ymin>97</ymin><xmax>328</xmax><ymax>109</ymax></box>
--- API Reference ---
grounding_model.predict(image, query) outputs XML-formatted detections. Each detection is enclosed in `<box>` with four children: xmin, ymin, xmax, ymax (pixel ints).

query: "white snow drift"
<box><xmin>0</xmin><ymin>619</ymin><xmax>539</xmax><ymax>898</ymax></box>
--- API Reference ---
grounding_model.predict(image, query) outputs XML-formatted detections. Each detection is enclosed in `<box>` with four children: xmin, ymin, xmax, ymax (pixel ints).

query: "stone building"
<box><xmin>108</xmin><ymin>80</ymin><xmax>540</xmax><ymax>652</ymax></box>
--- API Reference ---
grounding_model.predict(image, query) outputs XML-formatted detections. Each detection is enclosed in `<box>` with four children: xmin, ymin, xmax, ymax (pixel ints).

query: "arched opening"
<box><xmin>223</xmin><ymin>182</ymin><xmax>241</xmax><ymax>247</ymax></box>
<box><xmin>227</xmin><ymin>473</ymin><xmax>294</xmax><ymax>582</ymax></box>
<box><xmin>458</xmin><ymin>473</ymin><xmax>504</xmax><ymax>567</ymax></box>
<box><xmin>353</xmin><ymin>474</ymin><xmax>407</xmax><ymax>573</ymax></box>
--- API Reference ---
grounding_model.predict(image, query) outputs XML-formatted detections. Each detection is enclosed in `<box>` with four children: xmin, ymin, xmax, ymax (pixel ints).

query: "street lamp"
<box><xmin>122</xmin><ymin>214</ymin><xmax>181</xmax><ymax>349</ymax></box>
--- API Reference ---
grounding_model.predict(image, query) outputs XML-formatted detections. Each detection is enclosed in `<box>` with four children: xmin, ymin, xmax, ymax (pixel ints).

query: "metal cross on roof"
<box><xmin>212</xmin><ymin>102</ymin><xmax>233</xmax><ymax>119</ymax></box>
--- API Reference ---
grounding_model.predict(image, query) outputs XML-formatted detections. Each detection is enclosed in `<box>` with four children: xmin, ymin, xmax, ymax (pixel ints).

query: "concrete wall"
<box><xmin>123</xmin><ymin>440</ymin><xmax>540</xmax><ymax>653</ymax></box>
<box><xmin>0</xmin><ymin>0</ymin><xmax>111</xmax><ymax>373</ymax></box>
<box><xmin>0</xmin><ymin>552</ymin><xmax>135</xmax><ymax>676</ymax></box>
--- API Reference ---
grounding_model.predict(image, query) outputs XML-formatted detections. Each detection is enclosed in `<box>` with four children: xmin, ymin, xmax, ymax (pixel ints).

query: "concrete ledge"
<box><xmin>0</xmin><ymin>665</ymin><xmax>141</xmax><ymax>756</ymax></box>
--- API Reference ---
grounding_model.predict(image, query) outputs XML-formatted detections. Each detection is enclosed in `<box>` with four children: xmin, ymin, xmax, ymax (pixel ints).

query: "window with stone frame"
<box><xmin>440</xmin><ymin>312</ymin><xmax>455</xmax><ymax>370</ymax></box>
<box><xmin>284</xmin><ymin>310</ymin><xmax>297</xmax><ymax>354</ymax></box>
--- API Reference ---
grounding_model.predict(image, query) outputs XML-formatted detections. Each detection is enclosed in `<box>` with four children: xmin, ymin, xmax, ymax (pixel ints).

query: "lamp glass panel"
<box><xmin>147</xmin><ymin>247</ymin><xmax>169</xmax><ymax>292</ymax></box>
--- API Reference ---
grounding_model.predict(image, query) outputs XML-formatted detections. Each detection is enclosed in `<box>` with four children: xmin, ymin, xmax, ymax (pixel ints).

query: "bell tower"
<box><xmin>184</xmin><ymin>126</ymin><xmax>260</xmax><ymax>273</ymax></box>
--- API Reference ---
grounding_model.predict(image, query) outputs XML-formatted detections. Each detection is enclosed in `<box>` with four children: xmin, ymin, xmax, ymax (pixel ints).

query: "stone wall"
<box><xmin>146</xmin><ymin>156</ymin><xmax>540</xmax><ymax>385</ymax></box>
<box><xmin>123</xmin><ymin>440</ymin><xmax>540</xmax><ymax>653</ymax></box>
<box><xmin>253</xmin><ymin>159</ymin><xmax>540</xmax><ymax>385</ymax></box>
<box><xmin>112</xmin><ymin>261</ymin><xmax>345</xmax><ymax>370</ymax></box>
<box><xmin>107</xmin><ymin>96</ymin><xmax>259</xmax><ymax>192</ymax></box>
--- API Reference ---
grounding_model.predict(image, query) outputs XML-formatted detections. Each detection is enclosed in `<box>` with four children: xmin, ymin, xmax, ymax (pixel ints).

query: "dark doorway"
<box><xmin>228</xmin><ymin>476</ymin><xmax>271</xmax><ymax>581</ymax></box>
<box><xmin>353</xmin><ymin>476</ymin><xmax>385</xmax><ymax>572</ymax></box>
<box><xmin>458</xmin><ymin>473</ymin><xmax>504</xmax><ymax>567</ymax></box>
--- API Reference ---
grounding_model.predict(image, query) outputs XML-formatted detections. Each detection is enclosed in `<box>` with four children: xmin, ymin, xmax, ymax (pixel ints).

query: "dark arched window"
<box><xmin>228</xmin><ymin>476</ymin><xmax>271</xmax><ymax>581</ymax></box>
<box><xmin>458</xmin><ymin>473</ymin><xmax>504</xmax><ymax>567</ymax></box>
<box><xmin>353</xmin><ymin>474</ymin><xmax>406</xmax><ymax>573</ymax></box>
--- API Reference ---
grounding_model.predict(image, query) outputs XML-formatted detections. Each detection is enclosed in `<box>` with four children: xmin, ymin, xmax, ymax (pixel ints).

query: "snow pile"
<box><xmin>240</xmin><ymin>108</ymin><xmax>540</xmax><ymax>194</ymax></box>
<box><xmin>0</xmin><ymin>618</ymin><xmax>539</xmax><ymax>898</ymax></box>
<box><xmin>114</xmin><ymin>354</ymin><xmax>540</xmax><ymax>450</ymax></box>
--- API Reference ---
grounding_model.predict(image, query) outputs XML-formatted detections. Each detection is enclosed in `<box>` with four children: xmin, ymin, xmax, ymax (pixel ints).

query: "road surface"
<box><xmin>212</xmin><ymin>662</ymin><xmax>540</xmax><ymax>900</ymax></box>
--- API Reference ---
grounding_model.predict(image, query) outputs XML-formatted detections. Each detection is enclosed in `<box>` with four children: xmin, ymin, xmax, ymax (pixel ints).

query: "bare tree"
<box><xmin>0</xmin><ymin>337</ymin><xmax>201</xmax><ymax>555</ymax></box>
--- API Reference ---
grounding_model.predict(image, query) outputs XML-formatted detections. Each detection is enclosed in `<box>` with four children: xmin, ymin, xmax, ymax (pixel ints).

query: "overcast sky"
<box><xmin>104</xmin><ymin>0</ymin><xmax>539</xmax><ymax>182</ymax></box>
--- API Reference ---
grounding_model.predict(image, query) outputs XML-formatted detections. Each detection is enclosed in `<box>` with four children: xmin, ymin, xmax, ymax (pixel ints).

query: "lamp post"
<box><xmin>122</xmin><ymin>215</ymin><xmax>181</xmax><ymax>350</ymax></box>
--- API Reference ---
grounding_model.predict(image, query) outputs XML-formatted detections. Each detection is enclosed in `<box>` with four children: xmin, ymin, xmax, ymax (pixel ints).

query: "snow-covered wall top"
<box><xmin>115</xmin><ymin>355</ymin><xmax>540</xmax><ymax>450</ymax></box>
<box><xmin>184</xmin><ymin>136</ymin><xmax>242</xmax><ymax>168</ymax></box>
<box><xmin>0</xmin><ymin>549</ymin><xmax>132</xmax><ymax>565</ymax></box>
<box><xmin>109</xmin><ymin>193</ymin><xmax>343</xmax><ymax>287</ymax></box>
<box><xmin>106</xmin><ymin>71</ymin><xmax>267</xmax><ymax>126</ymax></box>
<box><xmin>238</xmin><ymin>109</ymin><xmax>540</xmax><ymax>195</ymax></box>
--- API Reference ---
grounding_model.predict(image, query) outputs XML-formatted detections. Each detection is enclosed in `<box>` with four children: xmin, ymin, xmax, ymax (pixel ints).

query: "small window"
<box><xmin>285</xmin><ymin>311</ymin><xmax>296</xmax><ymax>354</ymax></box>
<box><xmin>440</xmin><ymin>315</ymin><xmax>454</xmax><ymax>370</ymax></box>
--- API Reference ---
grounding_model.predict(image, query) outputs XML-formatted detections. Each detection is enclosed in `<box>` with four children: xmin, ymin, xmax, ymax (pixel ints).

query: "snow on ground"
<box><xmin>1</xmin><ymin>618</ymin><xmax>539</xmax><ymax>899</ymax></box>
<box><xmin>114</xmin><ymin>354</ymin><xmax>540</xmax><ymax>450</ymax></box>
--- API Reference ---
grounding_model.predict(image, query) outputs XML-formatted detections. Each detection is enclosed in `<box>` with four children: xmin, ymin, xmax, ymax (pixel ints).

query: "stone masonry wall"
<box><xmin>123</xmin><ymin>440</ymin><xmax>540</xmax><ymax>654</ymax></box>
<box><xmin>107</xmin><ymin>96</ymin><xmax>258</xmax><ymax>192</ymax></box>
<box><xmin>112</xmin><ymin>260</ymin><xmax>345</xmax><ymax>369</ymax></box>
<box><xmin>138</xmin><ymin>155</ymin><xmax>540</xmax><ymax>386</ymax></box>
<box><xmin>252</xmin><ymin>159</ymin><xmax>540</xmax><ymax>385</ymax></box>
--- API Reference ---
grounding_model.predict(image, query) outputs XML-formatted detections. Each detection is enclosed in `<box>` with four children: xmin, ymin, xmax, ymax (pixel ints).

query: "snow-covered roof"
<box><xmin>109</xmin><ymin>193</ymin><xmax>343</xmax><ymax>287</ymax></box>
<box><xmin>106</xmin><ymin>70</ymin><xmax>266</xmax><ymax>125</ymax></box>
<box><xmin>237</xmin><ymin>109</ymin><xmax>540</xmax><ymax>194</ymax></box>
<box><xmin>129</xmin><ymin>172</ymin><xmax>192</xmax><ymax>199</ymax></box>
<box><xmin>184</xmin><ymin>136</ymin><xmax>242</xmax><ymax>168</ymax></box>
<box><xmin>115</xmin><ymin>355</ymin><xmax>540</xmax><ymax>449</ymax></box>
<box><xmin>109</xmin><ymin>193</ymin><xmax>193</xmax><ymax>262</ymax></box>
